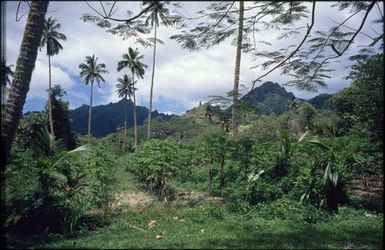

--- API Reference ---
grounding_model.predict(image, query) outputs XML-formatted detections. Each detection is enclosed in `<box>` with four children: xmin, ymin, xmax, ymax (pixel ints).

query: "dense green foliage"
<box><xmin>331</xmin><ymin>54</ymin><xmax>384</xmax><ymax>146</ymax></box>
<box><xmin>49</xmin><ymin>85</ymin><xmax>77</xmax><ymax>150</ymax></box>
<box><xmin>4</xmin><ymin>145</ymin><xmax>116</xmax><ymax>236</ymax></box>
<box><xmin>124</xmin><ymin>139</ymin><xmax>192</xmax><ymax>199</ymax></box>
<box><xmin>308</xmin><ymin>93</ymin><xmax>333</xmax><ymax>110</ymax></box>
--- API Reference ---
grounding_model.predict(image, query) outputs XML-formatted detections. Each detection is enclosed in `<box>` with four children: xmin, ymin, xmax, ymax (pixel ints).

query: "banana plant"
<box><xmin>303</xmin><ymin>139</ymin><xmax>355</xmax><ymax>212</ymax></box>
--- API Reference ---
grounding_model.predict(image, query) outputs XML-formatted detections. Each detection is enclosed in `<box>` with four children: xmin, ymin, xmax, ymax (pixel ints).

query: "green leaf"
<box><xmin>309</xmin><ymin>139</ymin><xmax>331</xmax><ymax>151</ymax></box>
<box><xmin>331</xmin><ymin>172</ymin><xmax>338</xmax><ymax>187</ymax></box>
<box><xmin>298</xmin><ymin>131</ymin><xmax>310</xmax><ymax>142</ymax></box>
<box><xmin>323</xmin><ymin>162</ymin><xmax>332</xmax><ymax>184</ymax></box>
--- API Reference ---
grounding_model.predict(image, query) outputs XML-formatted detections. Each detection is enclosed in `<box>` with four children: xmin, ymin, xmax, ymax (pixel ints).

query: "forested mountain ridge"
<box><xmin>236</xmin><ymin>81</ymin><xmax>332</xmax><ymax>115</ymax></box>
<box><xmin>308</xmin><ymin>93</ymin><xmax>334</xmax><ymax>110</ymax></box>
<box><xmin>69</xmin><ymin>99</ymin><xmax>175</xmax><ymax>137</ymax></box>
<box><xmin>240</xmin><ymin>81</ymin><xmax>297</xmax><ymax>115</ymax></box>
<box><xmin>69</xmin><ymin>81</ymin><xmax>333</xmax><ymax>137</ymax></box>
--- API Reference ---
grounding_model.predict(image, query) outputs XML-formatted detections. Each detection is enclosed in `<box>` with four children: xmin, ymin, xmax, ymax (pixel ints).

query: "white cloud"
<box><xmin>5</xmin><ymin>1</ymin><xmax>383</xmax><ymax>114</ymax></box>
<box><xmin>27</xmin><ymin>59</ymin><xmax>74</xmax><ymax>100</ymax></box>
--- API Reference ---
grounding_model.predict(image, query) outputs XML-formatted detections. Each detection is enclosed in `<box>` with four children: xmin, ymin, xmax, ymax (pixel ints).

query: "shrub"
<box><xmin>127</xmin><ymin>139</ymin><xmax>182</xmax><ymax>199</ymax></box>
<box><xmin>4</xmin><ymin>145</ymin><xmax>117</xmax><ymax>236</ymax></box>
<box><xmin>247</xmin><ymin>180</ymin><xmax>283</xmax><ymax>205</ymax></box>
<box><xmin>87</xmin><ymin>146</ymin><xmax>116</xmax><ymax>214</ymax></box>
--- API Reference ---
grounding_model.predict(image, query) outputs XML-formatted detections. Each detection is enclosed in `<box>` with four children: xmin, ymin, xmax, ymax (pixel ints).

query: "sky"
<box><xmin>4</xmin><ymin>1</ymin><xmax>383</xmax><ymax>115</ymax></box>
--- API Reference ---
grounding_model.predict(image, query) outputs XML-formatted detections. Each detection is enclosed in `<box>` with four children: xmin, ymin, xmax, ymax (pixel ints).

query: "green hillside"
<box><xmin>308</xmin><ymin>93</ymin><xmax>333</xmax><ymax>110</ymax></box>
<box><xmin>69</xmin><ymin>99</ymin><xmax>175</xmax><ymax>137</ymax></box>
<box><xmin>240</xmin><ymin>81</ymin><xmax>296</xmax><ymax>115</ymax></box>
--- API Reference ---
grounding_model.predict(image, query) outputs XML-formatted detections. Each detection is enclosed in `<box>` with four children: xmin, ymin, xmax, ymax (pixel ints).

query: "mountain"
<box><xmin>69</xmin><ymin>99</ymin><xmax>176</xmax><ymax>137</ymax></box>
<box><xmin>308</xmin><ymin>93</ymin><xmax>333</xmax><ymax>110</ymax></box>
<box><xmin>240</xmin><ymin>81</ymin><xmax>296</xmax><ymax>115</ymax></box>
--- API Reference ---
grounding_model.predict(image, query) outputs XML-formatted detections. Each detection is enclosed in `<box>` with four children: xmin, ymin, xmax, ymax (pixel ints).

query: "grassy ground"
<box><xmin>4</xmin><ymin>163</ymin><xmax>383</xmax><ymax>249</ymax></box>
<box><xmin>6</xmin><ymin>200</ymin><xmax>383</xmax><ymax>249</ymax></box>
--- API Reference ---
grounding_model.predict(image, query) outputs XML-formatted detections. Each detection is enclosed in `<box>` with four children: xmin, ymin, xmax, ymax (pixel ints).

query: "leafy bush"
<box><xmin>247</xmin><ymin>180</ymin><xmax>283</xmax><ymax>205</ymax></box>
<box><xmin>87</xmin><ymin>146</ymin><xmax>116</xmax><ymax>213</ymax></box>
<box><xmin>4</xmin><ymin>145</ymin><xmax>117</xmax><ymax>236</ymax></box>
<box><xmin>196</xmin><ymin>128</ymin><xmax>230</xmax><ymax>194</ymax></box>
<box><xmin>127</xmin><ymin>139</ymin><xmax>182</xmax><ymax>199</ymax></box>
<box><xmin>349</xmin><ymin>195</ymin><xmax>383</xmax><ymax>213</ymax></box>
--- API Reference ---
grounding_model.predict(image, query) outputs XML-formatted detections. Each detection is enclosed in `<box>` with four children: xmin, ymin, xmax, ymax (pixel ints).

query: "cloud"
<box><xmin>27</xmin><ymin>59</ymin><xmax>74</xmax><ymax>100</ymax></box>
<box><xmin>5</xmin><ymin>1</ymin><xmax>383</xmax><ymax>115</ymax></box>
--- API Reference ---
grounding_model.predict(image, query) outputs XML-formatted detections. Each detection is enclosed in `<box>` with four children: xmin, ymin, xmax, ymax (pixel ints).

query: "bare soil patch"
<box><xmin>176</xmin><ymin>190</ymin><xmax>226</xmax><ymax>204</ymax></box>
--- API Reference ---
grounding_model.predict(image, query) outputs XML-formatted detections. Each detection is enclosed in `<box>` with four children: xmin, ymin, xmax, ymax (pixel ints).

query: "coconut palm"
<box><xmin>40</xmin><ymin>17</ymin><xmax>67</xmax><ymax>150</ymax></box>
<box><xmin>1</xmin><ymin>1</ymin><xmax>48</xmax><ymax>165</ymax></box>
<box><xmin>79</xmin><ymin>55</ymin><xmax>108</xmax><ymax>143</ymax></box>
<box><xmin>117</xmin><ymin>47</ymin><xmax>147</xmax><ymax>149</ymax></box>
<box><xmin>1</xmin><ymin>61</ymin><xmax>14</xmax><ymax>107</ymax></box>
<box><xmin>116</xmin><ymin>74</ymin><xmax>137</xmax><ymax>152</ymax></box>
<box><xmin>142</xmin><ymin>1</ymin><xmax>177</xmax><ymax>140</ymax></box>
<box><xmin>2</xmin><ymin>60</ymin><xmax>14</xmax><ymax>86</ymax></box>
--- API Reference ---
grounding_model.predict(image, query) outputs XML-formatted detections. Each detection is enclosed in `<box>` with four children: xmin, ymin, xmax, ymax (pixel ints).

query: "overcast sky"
<box><xmin>4</xmin><ymin>1</ymin><xmax>383</xmax><ymax>115</ymax></box>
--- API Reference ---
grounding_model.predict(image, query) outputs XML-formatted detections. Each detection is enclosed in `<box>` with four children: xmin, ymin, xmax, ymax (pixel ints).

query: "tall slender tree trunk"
<box><xmin>219</xmin><ymin>153</ymin><xmax>225</xmax><ymax>196</ymax></box>
<box><xmin>1</xmin><ymin>1</ymin><xmax>48</xmax><ymax>166</ymax></box>
<box><xmin>1</xmin><ymin>1</ymin><xmax>6</xmax><ymax>123</ymax></box>
<box><xmin>132</xmin><ymin>75</ymin><xmax>138</xmax><ymax>150</ymax></box>
<box><xmin>123</xmin><ymin>95</ymin><xmax>127</xmax><ymax>152</ymax></box>
<box><xmin>208</xmin><ymin>164</ymin><xmax>213</xmax><ymax>194</ymax></box>
<box><xmin>88</xmin><ymin>81</ymin><xmax>94</xmax><ymax>143</ymax></box>
<box><xmin>48</xmin><ymin>54</ymin><xmax>55</xmax><ymax>150</ymax></box>
<box><xmin>231</xmin><ymin>0</ymin><xmax>244</xmax><ymax>139</ymax></box>
<box><xmin>147</xmin><ymin>24</ymin><xmax>157</xmax><ymax>141</ymax></box>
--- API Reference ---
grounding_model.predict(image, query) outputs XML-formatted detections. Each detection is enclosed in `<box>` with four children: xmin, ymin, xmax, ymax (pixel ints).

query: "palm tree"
<box><xmin>1</xmin><ymin>1</ymin><xmax>48</xmax><ymax>165</ymax></box>
<box><xmin>1</xmin><ymin>61</ymin><xmax>14</xmax><ymax>107</ymax></box>
<box><xmin>143</xmin><ymin>1</ymin><xmax>176</xmax><ymax>141</ymax></box>
<box><xmin>40</xmin><ymin>17</ymin><xmax>67</xmax><ymax>150</ymax></box>
<box><xmin>79</xmin><ymin>55</ymin><xmax>108</xmax><ymax>143</ymax></box>
<box><xmin>2</xmin><ymin>60</ymin><xmax>14</xmax><ymax>85</ymax></box>
<box><xmin>204</xmin><ymin>103</ymin><xmax>214</xmax><ymax>124</ymax></box>
<box><xmin>116</xmin><ymin>74</ymin><xmax>136</xmax><ymax>152</ymax></box>
<box><xmin>117</xmin><ymin>47</ymin><xmax>147</xmax><ymax>149</ymax></box>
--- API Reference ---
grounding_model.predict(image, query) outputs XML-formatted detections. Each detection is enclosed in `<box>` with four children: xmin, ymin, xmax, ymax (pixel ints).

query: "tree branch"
<box><xmin>84</xmin><ymin>1</ymin><xmax>157</xmax><ymax>23</ymax></box>
<box><xmin>310</xmin><ymin>1</ymin><xmax>375</xmax><ymax>80</ymax></box>
<box><xmin>199</xmin><ymin>1</ymin><xmax>235</xmax><ymax>38</ymax></box>
<box><xmin>16</xmin><ymin>1</ymin><xmax>27</xmax><ymax>22</ymax></box>
<box><xmin>329</xmin><ymin>18</ymin><xmax>375</xmax><ymax>40</ymax></box>
<box><xmin>99</xmin><ymin>1</ymin><xmax>108</xmax><ymax>16</ymax></box>
<box><xmin>375</xmin><ymin>1</ymin><xmax>383</xmax><ymax>20</ymax></box>
<box><xmin>314</xmin><ymin>9</ymin><xmax>361</xmax><ymax>59</ymax></box>
<box><xmin>242</xmin><ymin>1</ymin><xmax>316</xmax><ymax>103</ymax></box>
<box><xmin>108</xmin><ymin>1</ymin><xmax>117</xmax><ymax>17</ymax></box>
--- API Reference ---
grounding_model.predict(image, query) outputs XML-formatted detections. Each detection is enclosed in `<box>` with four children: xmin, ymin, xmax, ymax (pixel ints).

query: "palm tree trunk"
<box><xmin>147</xmin><ymin>24</ymin><xmax>157</xmax><ymax>141</ymax></box>
<box><xmin>1</xmin><ymin>85</ymin><xmax>5</xmax><ymax>123</ymax></box>
<box><xmin>123</xmin><ymin>95</ymin><xmax>127</xmax><ymax>152</ymax></box>
<box><xmin>132</xmin><ymin>75</ymin><xmax>138</xmax><ymax>150</ymax></box>
<box><xmin>1</xmin><ymin>1</ymin><xmax>48</xmax><ymax>165</ymax></box>
<box><xmin>88</xmin><ymin>81</ymin><xmax>93</xmax><ymax>143</ymax></box>
<box><xmin>231</xmin><ymin>0</ymin><xmax>244</xmax><ymax>139</ymax></box>
<box><xmin>48</xmin><ymin>54</ymin><xmax>55</xmax><ymax>150</ymax></box>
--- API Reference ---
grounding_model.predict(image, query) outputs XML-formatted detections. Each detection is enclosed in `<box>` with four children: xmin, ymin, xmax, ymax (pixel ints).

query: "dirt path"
<box><xmin>112</xmin><ymin>191</ymin><xmax>154</xmax><ymax>212</ymax></box>
<box><xmin>110</xmin><ymin>189</ymin><xmax>226</xmax><ymax>212</ymax></box>
<box><xmin>175</xmin><ymin>190</ymin><xmax>227</xmax><ymax>204</ymax></box>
